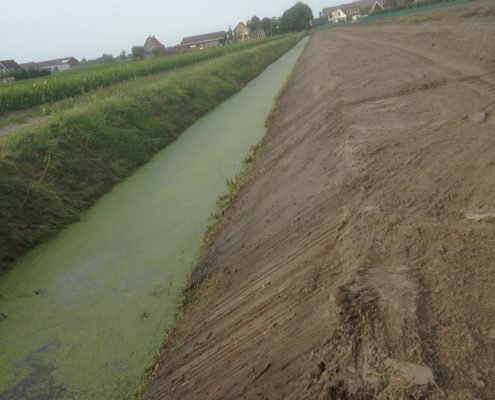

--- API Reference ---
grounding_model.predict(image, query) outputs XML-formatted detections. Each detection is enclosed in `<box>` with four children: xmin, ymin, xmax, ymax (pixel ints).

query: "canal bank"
<box><xmin>0</xmin><ymin>37</ymin><xmax>309</xmax><ymax>399</ymax></box>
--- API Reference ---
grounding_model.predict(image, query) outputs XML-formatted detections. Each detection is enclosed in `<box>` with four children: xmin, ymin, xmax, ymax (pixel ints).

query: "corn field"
<box><xmin>0</xmin><ymin>36</ymin><xmax>284</xmax><ymax>115</ymax></box>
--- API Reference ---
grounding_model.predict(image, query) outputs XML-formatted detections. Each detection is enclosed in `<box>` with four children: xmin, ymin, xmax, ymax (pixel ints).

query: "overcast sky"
<box><xmin>0</xmin><ymin>0</ymin><xmax>340</xmax><ymax>63</ymax></box>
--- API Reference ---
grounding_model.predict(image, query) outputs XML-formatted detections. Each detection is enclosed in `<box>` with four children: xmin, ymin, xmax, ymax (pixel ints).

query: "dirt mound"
<box><xmin>143</xmin><ymin>3</ymin><xmax>495</xmax><ymax>399</ymax></box>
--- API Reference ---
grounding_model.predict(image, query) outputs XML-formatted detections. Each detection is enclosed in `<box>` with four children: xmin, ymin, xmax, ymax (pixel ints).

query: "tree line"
<box><xmin>58</xmin><ymin>1</ymin><xmax>314</xmax><ymax>68</ymax></box>
<box><xmin>246</xmin><ymin>2</ymin><xmax>313</xmax><ymax>36</ymax></box>
<box><xmin>131</xmin><ymin>2</ymin><xmax>314</xmax><ymax>60</ymax></box>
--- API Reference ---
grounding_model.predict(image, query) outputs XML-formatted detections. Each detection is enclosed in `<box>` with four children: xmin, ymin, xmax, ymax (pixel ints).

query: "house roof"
<box><xmin>145</xmin><ymin>36</ymin><xmax>165</xmax><ymax>49</ymax></box>
<box><xmin>32</xmin><ymin>57</ymin><xmax>80</xmax><ymax>68</ymax></box>
<box><xmin>345</xmin><ymin>7</ymin><xmax>361</xmax><ymax>15</ymax></box>
<box><xmin>0</xmin><ymin>60</ymin><xmax>21</xmax><ymax>71</ymax></box>
<box><xmin>234</xmin><ymin>22</ymin><xmax>249</xmax><ymax>31</ymax></box>
<box><xmin>181</xmin><ymin>31</ymin><xmax>226</xmax><ymax>46</ymax></box>
<box><xmin>19</xmin><ymin>62</ymin><xmax>37</xmax><ymax>69</ymax></box>
<box><xmin>321</xmin><ymin>6</ymin><xmax>340</xmax><ymax>16</ymax></box>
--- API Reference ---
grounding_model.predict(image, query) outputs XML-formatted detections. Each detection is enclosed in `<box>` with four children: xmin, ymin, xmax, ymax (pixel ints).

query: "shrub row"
<box><xmin>0</xmin><ymin>34</ymin><xmax>303</xmax><ymax>270</ymax></box>
<box><xmin>0</xmin><ymin>36</ymin><xmax>284</xmax><ymax>115</ymax></box>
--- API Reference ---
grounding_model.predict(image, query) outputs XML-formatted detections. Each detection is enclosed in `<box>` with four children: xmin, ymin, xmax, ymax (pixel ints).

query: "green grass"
<box><xmin>0</xmin><ymin>36</ymin><xmax>286</xmax><ymax>115</ymax></box>
<box><xmin>0</xmin><ymin>34</ymin><xmax>303</xmax><ymax>271</ymax></box>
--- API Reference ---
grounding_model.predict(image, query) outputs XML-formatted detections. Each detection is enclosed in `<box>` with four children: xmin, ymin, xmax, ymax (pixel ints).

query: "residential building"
<box><xmin>322</xmin><ymin>0</ymin><xmax>376</xmax><ymax>18</ymax></box>
<box><xmin>144</xmin><ymin>36</ymin><xmax>166</xmax><ymax>58</ymax></box>
<box><xmin>345</xmin><ymin>7</ymin><xmax>362</xmax><ymax>20</ymax></box>
<box><xmin>0</xmin><ymin>60</ymin><xmax>20</xmax><ymax>74</ymax></box>
<box><xmin>321</xmin><ymin>6</ymin><xmax>338</xmax><ymax>17</ymax></box>
<box><xmin>20</xmin><ymin>57</ymin><xmax>80</xmax><ymax>72</ymax></box>
<box><xmin>327</xmin><ymin>6</ymin><xmax>363</xmax><ymax>22</ymax></box>
<box><xmin>234</xmin><ymin>22</ymin><xmax>251</xmax><ymax>42</ymax></box>
<box><xmin>331</xmin><ymin>8</ymin><xmax>348</xmax><ymax>22</ymax></box>
<box><xmin>180</xmin><ymin>31</ymin><xmax>227</xmax><ymax>51</ymax></box>
<box><xmin>322</xmin><ymin>0</ymin><xmax>411</xmax><ymax>19</ymax></box>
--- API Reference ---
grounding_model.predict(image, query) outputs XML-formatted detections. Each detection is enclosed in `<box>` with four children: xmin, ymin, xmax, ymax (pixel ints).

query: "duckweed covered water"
<box><xmin>0</xmin><ymin>38</ymin><xmax>308</xmax><ymax>399</ymax></box>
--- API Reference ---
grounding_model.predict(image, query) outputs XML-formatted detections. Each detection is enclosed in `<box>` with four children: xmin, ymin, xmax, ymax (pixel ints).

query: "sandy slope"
<box><xmin>144</xmin><ymin>3</ymin><xmax>495</xmax><ymax>399</ymax></box>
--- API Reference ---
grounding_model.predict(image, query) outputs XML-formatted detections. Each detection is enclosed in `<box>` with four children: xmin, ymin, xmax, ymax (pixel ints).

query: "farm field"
<box><xmin>0</xmin><ymin>36</ymin><xmax>284</xmax><ymax>115</ymax></box>
<box><xmin>143</xmin><ymin>1</ymin><xmax>495</xmax><ymax>399</ymax></box>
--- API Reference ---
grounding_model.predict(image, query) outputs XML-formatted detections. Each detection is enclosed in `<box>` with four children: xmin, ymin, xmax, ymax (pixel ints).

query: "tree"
<box><xmin>99</xmin><ymin>54</ymin><xmax>114</xmax><ymax>63</ymax></box>
<box><xmin>272</xmin><ymin>17</ymin><xmax>281</xmax><ymax>35</ymax></box>
<box><xmin>260</xmin><ymin>17</ymin><xmax>271</xmax><ymax>33</ymax></box>
<box><xmin>119</xmin><ymin>51</ymin><xmax>127</xmax><ymax>60</ymax></box>
<box><xmin>248</xmin><ymin>16</ymin><xmax>261</xmax><ymax>31</ymax></box>
<box><xmin>132</xmin><ymin>46</ymin><xmax>144</xmax><ymax>60</ymax></box>
<box><xmin>279</xmin><ymin>2</ymin><xmax>313</xmax><ymax>32</ymax></box>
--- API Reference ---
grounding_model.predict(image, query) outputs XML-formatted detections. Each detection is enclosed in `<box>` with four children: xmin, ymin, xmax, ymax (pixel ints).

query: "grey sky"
<box><xmin>0</xmin><ymin>0</ymin><xmax>340</xmax><ymax>63</ymax></box>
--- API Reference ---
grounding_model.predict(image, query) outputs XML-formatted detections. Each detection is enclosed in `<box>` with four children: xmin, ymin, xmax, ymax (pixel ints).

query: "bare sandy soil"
<box><xmin>144</xmin><ymin>2</ymin><xmax>495</xmax><ymax>399</ymax></box>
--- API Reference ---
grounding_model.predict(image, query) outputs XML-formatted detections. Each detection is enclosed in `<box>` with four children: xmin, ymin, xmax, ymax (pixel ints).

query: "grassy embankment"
<box><xmin>0</xmin><ymin>34</ymin><xmax>303</xmax><ymax>271</ymax></box>
<box><xmin>0</xmin><ymin>36</ymin><xmax>285</xmax><ymax>115</ymax></box>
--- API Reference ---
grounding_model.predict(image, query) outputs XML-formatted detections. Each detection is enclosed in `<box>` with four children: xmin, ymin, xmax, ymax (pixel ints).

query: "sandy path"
<box><xmin>144</xmin><ymin>3</ymin><xmax>495</xmax><ymax>399</ymax></box>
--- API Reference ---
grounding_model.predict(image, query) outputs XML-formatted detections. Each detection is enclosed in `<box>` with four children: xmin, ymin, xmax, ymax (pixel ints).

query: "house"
<box><xmin>234</xmin><ymin>22</ymin><xmax>251</xmax><ymax>42</ymax></box>
<box><xmin>322</xmin><ymin>0</ymin><xmax>376</xmax><ymax>19</ymax></box>
<box><xmin>329</xmin><ymin>6</ymin><xmax>362</xmax><ymax>22</ymax></box>
<box><xmin>180</xmin><ymin>31</ymin><xmax>226</xmax><ymax>51</ymax></box>
<box><xmin>322</xmin><ymin>0</ymin><xmax>409</xmax><ymax>19</ymax></box>
<box><xmin>19</xmin><ymin>62</ymin><xmax>37</xmax><ymax>69</ymax></box>
<box><xmin>252</xmin><ymin>28</ymin><xmax>266</xmax><ymax>40</ymax></box>
<box><xmin>20</xmin><ymin>57</ymin><xmax>80</xmax><ymax>72</ymax></box>
<box><xmin>331</xmin><ymin>8</ymin><xmax>348</xmax><ymax>22</ymax></box>
<box><xmin>321</xmin><ymin>6</ymin><xmax>340</xmax><ymax>18</ymax></box>
<box><xmin>0</xmin><ymin>60</ymin><xmax>20</xmax><ymax>74</ymax></box>
<box><xmin>345</xmin><ymin>7</ymin><xmax>362</xmax><ymax>20</ymax></box>
<box><xmin>144</xmin><ymin>36</ymin><xmax>166</xmax><ymax>58</ymax></box>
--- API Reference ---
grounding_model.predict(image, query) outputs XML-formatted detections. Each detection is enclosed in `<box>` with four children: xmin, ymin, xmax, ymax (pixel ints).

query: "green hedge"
<box><xmin>0</xmin><ymin>36</ymin><xmax>285</xmax><ymax>115</ymax></box>
<box><xmin>0</xmin><ymin>34</ymin><xmax>303</xmax><ymax>270</ymax></box>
